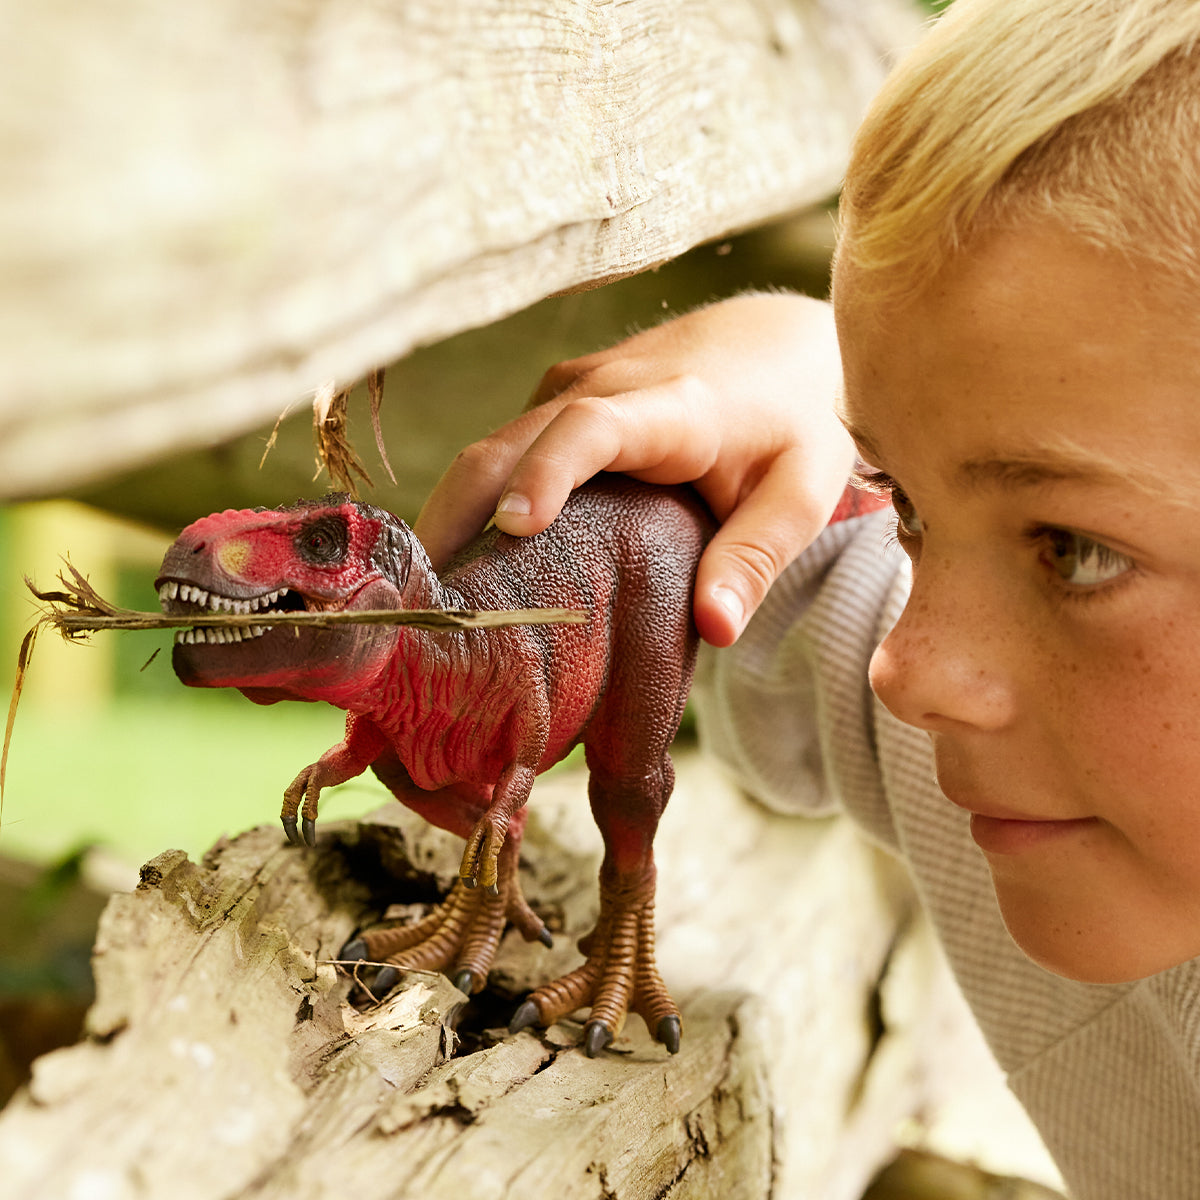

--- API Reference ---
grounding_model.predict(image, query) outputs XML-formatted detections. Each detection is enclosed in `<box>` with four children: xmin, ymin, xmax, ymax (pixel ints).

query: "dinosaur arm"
<box><xmin>281</xmin><ymin>714</ymin><xmax>389</xmax><ymax>845</ymax></box>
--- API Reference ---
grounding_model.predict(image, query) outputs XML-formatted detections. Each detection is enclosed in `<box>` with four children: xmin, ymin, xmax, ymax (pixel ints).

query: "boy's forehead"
<box><xmin>834</xmin><ymin>223</ymin><xmax>1200</xmax><ymax>504</ymax></box>
<box><xmin>836</xmin><ymin>222</ymin><xmax>1200</xmax><ymax>373</ymax></box>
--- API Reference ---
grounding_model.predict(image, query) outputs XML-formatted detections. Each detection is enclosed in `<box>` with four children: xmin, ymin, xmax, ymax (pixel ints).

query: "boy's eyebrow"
<box><xmin>842</xmin><ymin>415</ymin><xmax>1176</xmax><ymax>501</ymax></box>
<box><xmin>954</xmin><ymin>452</ymin><xmax>1125</xmax><ymax>491</ymax></box>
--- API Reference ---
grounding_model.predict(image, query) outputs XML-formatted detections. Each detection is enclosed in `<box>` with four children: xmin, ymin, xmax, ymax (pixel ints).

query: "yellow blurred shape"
<box><xmin>1</xmin><ymin>502</ymin><xmax>169</xmax><ymax>712</ymax></box>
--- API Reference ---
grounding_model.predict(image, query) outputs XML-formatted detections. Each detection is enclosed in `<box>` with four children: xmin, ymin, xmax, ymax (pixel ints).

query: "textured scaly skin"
<box><xmin>156</xmin><ymin>473</ymin><xmax>714</xmax><ymax>1055</ymax></box>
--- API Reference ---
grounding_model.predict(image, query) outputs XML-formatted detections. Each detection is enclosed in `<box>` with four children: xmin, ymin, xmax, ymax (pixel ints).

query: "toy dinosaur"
<box><xmin>154</xmin><ymin>474</ymin><xmax>714</xmax><ymax>1057</ymax></box>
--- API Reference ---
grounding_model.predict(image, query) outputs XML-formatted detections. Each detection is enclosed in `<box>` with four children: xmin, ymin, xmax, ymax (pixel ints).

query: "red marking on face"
<box><xmin>168</xmin><ymin>503</ymin><xmax>384</xmax><ymax>601</ymax></box>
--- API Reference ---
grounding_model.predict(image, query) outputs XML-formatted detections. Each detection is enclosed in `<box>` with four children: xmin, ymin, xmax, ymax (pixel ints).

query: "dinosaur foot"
<box><xmin>508</xmin><ymin>873</ymin><xmax>680</xmax><ymax>1057</ymax></box>
<box><xmin>341</xmin><ymin>867</ymin><xmax>551</xmax><ymax>1000</ymax></box>
<box><xmin>281</xmin><ymin>813</ymin><xmax>317</xmax><ymax>848</ymax></box>
<box><xmin>459</xmin><ymin>811</ymin><xmax>512</xmax><ymax>895</ymax></box>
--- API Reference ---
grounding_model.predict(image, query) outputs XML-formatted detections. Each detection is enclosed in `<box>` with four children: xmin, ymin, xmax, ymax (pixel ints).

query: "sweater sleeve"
<box><xmin>692</xmin><ymin>509</ymin><xmax>910</xmax><ymax>852</ymax></box>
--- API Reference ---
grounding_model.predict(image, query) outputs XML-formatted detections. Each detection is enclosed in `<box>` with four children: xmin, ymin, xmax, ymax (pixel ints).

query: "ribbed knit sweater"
<box><xmin>693</xmin><ymin>510</ymin><xmax>1200</xmax><ymax>1200</ymax></box>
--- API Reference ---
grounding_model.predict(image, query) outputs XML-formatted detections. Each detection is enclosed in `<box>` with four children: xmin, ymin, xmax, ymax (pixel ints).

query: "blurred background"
<box><xmin>0</xmin><ymin>213</ymin><xmax>837</xmax><ymax>1106</ymax></box>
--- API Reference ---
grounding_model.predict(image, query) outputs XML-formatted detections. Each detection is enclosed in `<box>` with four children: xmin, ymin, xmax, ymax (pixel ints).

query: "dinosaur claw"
<box><xmin>369</xmin><ymin>966</ymin><xmax>400</xmax><ymax>1000</ymax></box>
<box><xmin>583</xmin><ymin>1020</ymin><xmax>614</xmax><ymax>1058</ymax></box>
<box><xmin>452</xmin><ymin>968</ymin><xmax>475</xmax><ymax>995</ymax></box>
<box><xmin>538</xmin><ymin>928</ymin><xmax>554</xmax><ymax>948</ymax></box>
<box><xmin>485</xmin><ymin>881</ymin><xmax>499</xmax><ymax>897</ymax></box>
<box><xmin>302</xmin><ymin>816</ymin><xmax>317</xmax><ymax>846</ymax></box>
<box><xmin>341</xmin><ymin>938</ymin><xmax>368</xmax><ymax>961</ymax></box>
<box><xmin>509</xmin><ymin>999</ymin><xmax>541</xmax><ymax>1034</ymax></box>
<box><xmin>656</xmin><ymin>1015</ymin><xmax>682</xmax><ymax>1055</ymax></box>
<box><xmin>281</xmin><ymin>815</ymin><xmax>301</xmax><ymax>845</ymax></box>
<box><xmin>461</xmin><ymin>875</ymin><xmax>478</xmax><ymax>890</ymax></box>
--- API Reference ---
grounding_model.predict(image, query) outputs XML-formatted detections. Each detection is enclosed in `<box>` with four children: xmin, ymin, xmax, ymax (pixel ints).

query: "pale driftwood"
<box><xmin>0</xmin><ymin>752</ymin><xmax>968</xmax><ymax>1200</ymax></box>
<box><xmin>0</xmin><ymin>0</ymin><xmax>923</xmax><ymax>499</ymax></box>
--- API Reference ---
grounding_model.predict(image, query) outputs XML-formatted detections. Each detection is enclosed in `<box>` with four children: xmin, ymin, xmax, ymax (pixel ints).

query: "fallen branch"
<box><xmin>0</xmin><ymin>757</ymin><xmax>937</xmax><ymax>1200</ymax></box>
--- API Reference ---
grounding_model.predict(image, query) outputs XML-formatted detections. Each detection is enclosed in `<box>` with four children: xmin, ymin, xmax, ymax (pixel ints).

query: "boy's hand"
<box><xmin>414</xmin><ymin>292</ymin><xmax>855</xmax><ymax>646</ymax></box>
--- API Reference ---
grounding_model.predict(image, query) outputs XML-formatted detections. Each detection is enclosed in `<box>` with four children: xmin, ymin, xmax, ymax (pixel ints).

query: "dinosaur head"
<box><xmin>155</xmin><ymin>495</ymin><xmax>415</xmax><ymax>704</ymax></box>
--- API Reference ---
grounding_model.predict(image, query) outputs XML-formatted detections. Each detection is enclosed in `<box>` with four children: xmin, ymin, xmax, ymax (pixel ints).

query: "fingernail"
<box><xmin>494</xmin><ymin>492</ymin><xmax>532</xmax><ymax>518</ymax></box>
<box><xmin>711</xmin><ymin>586</ymin><xmax>745</xmax><ymax>634</ymax></box>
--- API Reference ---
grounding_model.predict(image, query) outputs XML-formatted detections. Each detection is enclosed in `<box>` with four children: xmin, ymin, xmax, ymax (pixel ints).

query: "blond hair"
<box><xmin>837</xmin><ymin>0</ymin><xmax>1200</xmax><ymax>297</ymax></box>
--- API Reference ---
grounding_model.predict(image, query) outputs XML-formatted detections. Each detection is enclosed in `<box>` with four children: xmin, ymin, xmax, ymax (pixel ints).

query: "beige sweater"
<box><xmin>693</xmin><ymin>511</ymin><xmax>1200</xmax><ymax>1200</ymax></box>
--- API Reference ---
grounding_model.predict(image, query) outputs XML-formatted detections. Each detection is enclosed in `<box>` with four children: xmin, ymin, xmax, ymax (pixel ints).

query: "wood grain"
<box><xmin>0</xmin><ymin>0</ymin><xmax>922</xmax><ymax>497</ymax></box>
<box><xmin>0</xmin><ymin>754</ymin><xmax>951</xmax><ymax>1199</ymax></box>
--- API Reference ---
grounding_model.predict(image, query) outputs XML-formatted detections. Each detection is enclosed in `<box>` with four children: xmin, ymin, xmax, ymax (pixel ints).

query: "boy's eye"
<box><xmin>1040</xmin><ymin>529</ymin><xmax>1132</xmax><ymax>587</ymax></box>
<box><xmin>850</xmin><ymin>466</ymin><xmax>923</xmax><ymax>547</ymax></box>
<box><xmin>890</xmin><ymin>486</ymin><xmax>923</xmax><ymax>542</ymax></box>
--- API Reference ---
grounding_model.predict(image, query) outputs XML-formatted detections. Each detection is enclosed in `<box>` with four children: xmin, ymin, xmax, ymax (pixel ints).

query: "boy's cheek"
<box><xmin>986</xmin><ymin>825</ymin><xmax>1200</xmax><ymax>983</ymax></box>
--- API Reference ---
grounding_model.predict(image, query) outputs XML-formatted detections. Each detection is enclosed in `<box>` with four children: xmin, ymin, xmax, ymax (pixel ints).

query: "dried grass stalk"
<box><xmin>313</xmin><ymin>381</ymin><xmax>374</xmax><ymax>497</ymax></box>
<box><xmin>367</xmin><ymin>367</ymin><xmax>398</xmax><ymax>486</ymax></box>
<box><xmin>27</xmin><ymin>563</ymin><xmax>587</xmax><ymax>637</ymax></box>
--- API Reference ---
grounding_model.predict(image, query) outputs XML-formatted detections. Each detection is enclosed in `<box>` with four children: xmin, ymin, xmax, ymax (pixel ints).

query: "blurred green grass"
<box><xmin>0</xmin><ymin>691</ymin><xmax>382</xmax><ymax>869</ymax></box>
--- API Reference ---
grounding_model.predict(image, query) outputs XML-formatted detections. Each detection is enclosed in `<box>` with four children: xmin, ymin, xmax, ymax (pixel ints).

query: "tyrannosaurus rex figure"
<box><xmin>155</xmin><ymin>474</ymin><xmax>714</xmax><ymax>1057</ymax></box>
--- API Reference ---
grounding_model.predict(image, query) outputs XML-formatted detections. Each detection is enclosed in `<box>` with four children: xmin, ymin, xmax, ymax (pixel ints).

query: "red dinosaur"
<box><xmin>155</xmin><ymin>474</ymin><xmax>714</xmax><ymax>1056</ymax></box>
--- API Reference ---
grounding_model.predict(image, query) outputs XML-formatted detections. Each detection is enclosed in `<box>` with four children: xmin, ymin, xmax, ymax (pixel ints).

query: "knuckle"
<box><xmin>668</xmin><ymin>372</ymin><xmax>712</xmax><ymax>408</ymax></box>
<box><xmin>533</xmin><ymin>356</ymin><xmax>642</xmax><ymax>406</ymax></box>
<box><xmin>534</xmin><ymin>356</ymin><xmax>599</xmax><ymax>403</ymax></box>
<box><xmin>448</xmin><ymin>436</ymin><xmax>516</xmax><ymax>486</ymax></box>
<box><xmin>565</xmin><ymin>392</ymin><xmax>624</xmax><ymax>429</ymax></box>
<box><xmin>727</xmin><ymin>539</ymin><xmax>789</xmax><ymax>596</ymax></box>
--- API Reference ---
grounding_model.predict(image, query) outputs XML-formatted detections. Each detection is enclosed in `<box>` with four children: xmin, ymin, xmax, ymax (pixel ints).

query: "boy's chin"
<box><xmin>993</xmin><ymin>885</ymin><xmax>1200</xmax><ymax>984</ymax></box>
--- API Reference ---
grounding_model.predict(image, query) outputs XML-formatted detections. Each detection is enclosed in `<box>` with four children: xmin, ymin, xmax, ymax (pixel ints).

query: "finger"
<box><xmin>413</xmin><ymin>405</ymin><xmax>567</xmax><ymax>568</ymax></box>
<box><xmin>692</xmin><ymin>447</ymin><xmax>845</xmax><ymax>646</ymax></box>
<box><xmin>527</xmin><ymin>352</ymin><xmax>614</xmax><ymax>407</ymax></box>
<box><xmin>492</xmin><ymin>380</ymin><xmax>720</xmax><ymax>537</ymax></box>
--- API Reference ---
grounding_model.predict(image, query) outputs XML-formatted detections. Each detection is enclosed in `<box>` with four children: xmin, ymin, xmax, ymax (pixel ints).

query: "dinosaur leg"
<box><xmin>343</xmin><ymin>753</ymin><xmax>550</xmax><ymax>996</ymax></box>
<box><xmin>510</xmin><ymin>753</ymin><xmax>680</xmax><ymax>1057</ymax></box>
<box><xmin>346</xmin><ymin>828</ymin><xmax>548</xmax><ymax>997</ymax></box>
<box><xmin>281</xmin><ymin>713</ymin><xmax>388</xmax><ymax>845</ymax></box>
<box><xmin>458</xmin><ymin>759</ymin><xmax>537</xmax><ymax>895</ymax></box>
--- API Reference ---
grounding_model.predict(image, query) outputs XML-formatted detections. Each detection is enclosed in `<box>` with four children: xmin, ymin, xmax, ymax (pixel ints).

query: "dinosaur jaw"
<box><xmin>158</xmin><ymin>577</ymin><xmax>399</xmax><ymax>699</ymax></box>
<box><xmin>158</xmin><ymin>578</ymin><xmax>313</xmax><ymax>651</ymax></box>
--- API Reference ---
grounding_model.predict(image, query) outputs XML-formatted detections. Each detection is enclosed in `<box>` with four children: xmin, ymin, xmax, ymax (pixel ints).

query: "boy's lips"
<box><xmin>939</xmin><ymin>785</ymin><xmax>1100</xmax><ymax>855</ymax></box>
<box><xmin>968</xmin><ymin>813</ymin><xmax>1101</xmax><ymax>855</ymax></box>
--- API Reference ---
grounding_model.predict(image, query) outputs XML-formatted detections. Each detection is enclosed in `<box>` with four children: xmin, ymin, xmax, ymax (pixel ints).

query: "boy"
<box><xmin>414</xmin><ymin>1</ymin><xmax>1200</xmax><ymax>1194</ymax></box>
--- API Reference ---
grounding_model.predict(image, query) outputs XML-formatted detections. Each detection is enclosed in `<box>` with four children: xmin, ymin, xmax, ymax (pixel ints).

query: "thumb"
<box><xmin>692</xmin><ymin>455</ymin><xmax>849</xmax><ymax>647</ymax></box>
<box><xmin>693</xmin><ymin>531</ymin><xmax>799</xmax><ymax>648</ymax></box>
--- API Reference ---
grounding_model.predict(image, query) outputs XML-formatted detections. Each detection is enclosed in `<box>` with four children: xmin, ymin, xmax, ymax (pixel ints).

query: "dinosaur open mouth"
<box><xmin>158</xmin><ymin>581</ymin><xmax>308</xmax><ymax>645</ymax></box>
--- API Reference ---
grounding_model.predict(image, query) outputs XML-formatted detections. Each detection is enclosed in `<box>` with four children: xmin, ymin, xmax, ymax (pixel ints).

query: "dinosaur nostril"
<box><xmin>191</xmin><ymin>541</ymin><xmax>206</xmax><ymax>554</ymax></box>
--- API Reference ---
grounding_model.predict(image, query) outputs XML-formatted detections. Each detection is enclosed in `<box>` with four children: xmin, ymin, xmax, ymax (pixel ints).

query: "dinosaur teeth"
<box><xmin>158</xmin><ymin>581</ymin><xmax>293</xmax><ymax>615</ymax></box>
<box><xmin>173</xmin><ymin>625</ymin><xmax>272</xmax><ymax>646</ymax></box>
<box><xmin>158</xmin><ymin>582</ymin><xmax>275</xmax><ymax>614</ymax></box>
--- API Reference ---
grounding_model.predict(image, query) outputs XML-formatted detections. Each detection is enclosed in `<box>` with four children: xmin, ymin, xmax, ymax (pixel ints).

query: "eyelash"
<box><xmin>849</xmin><ymin>467</ymin><xmax>1135</xmax><ymax>600</ymax></box>
<box><xmin>850</xmin><ymin>467</ymin><xmax>920</xmax><ymax>544</ymax></box>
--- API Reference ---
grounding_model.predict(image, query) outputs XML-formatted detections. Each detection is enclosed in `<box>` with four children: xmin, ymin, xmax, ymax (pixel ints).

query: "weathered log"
<box><xmin>0</xmin><ymin>0</ymin><xmax>923</xmax><ymax>497</ymax></box>
<box><xmin>0</xmin><ymin>750</ymin><xmax>964</xmax><ymax>1199</ymax></box>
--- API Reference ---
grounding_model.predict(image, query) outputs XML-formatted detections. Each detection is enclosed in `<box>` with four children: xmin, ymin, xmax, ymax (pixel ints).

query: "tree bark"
<box><xmin>0</xmin><ymin>753</ymin><xmax>952</xmax><ymax>1200</ymax></box>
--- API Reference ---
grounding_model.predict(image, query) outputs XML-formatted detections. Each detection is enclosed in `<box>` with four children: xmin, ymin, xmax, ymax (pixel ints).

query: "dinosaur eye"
<box><xmin>295</xmin><ymin>515</ymin><xmax>349</xmax><ymax>566</ymax></box>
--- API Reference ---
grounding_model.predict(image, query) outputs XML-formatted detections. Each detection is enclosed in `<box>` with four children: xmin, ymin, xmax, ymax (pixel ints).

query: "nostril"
<box><xmin>191</xmin><ymin>541</ymin><xmax>206</xmax><ymax>554</ymax></box>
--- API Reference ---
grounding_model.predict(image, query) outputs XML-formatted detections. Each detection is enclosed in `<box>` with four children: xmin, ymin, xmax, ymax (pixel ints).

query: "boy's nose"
<box><xmin>868</xmin><ymin>564</ymin><xmax>1018</xmax><ymax>735</ymax></box>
